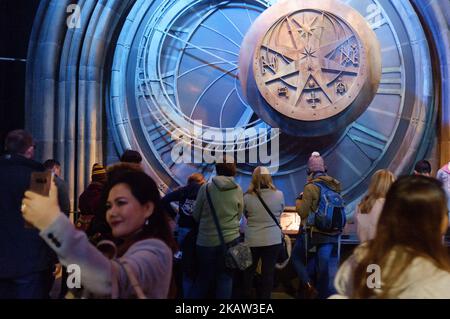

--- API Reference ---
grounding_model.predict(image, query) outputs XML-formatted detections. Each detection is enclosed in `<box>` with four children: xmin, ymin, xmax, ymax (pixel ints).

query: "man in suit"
<box><xmin>0</xmin><ymin>130</ymin><xmax>55</xmax><ymax>298</ymax></box>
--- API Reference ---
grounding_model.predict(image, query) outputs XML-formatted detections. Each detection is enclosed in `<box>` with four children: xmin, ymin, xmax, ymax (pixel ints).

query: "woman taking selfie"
<box><xmin>21</xmin><ymin>170</ymin><xmax>177</xmax><ymax>298</ymax></box>
<box><xmin>334</xmin><ymin>175</ymin><xmax>450</xmax><ymax>298</ymax></box>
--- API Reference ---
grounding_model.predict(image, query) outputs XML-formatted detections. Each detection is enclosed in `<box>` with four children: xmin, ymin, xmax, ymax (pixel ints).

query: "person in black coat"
<box><xmin>161</xmin><ymin>173</ymin><xmax>205</xmax><ymax>297</ymax></box>
<box><xmin>77</xmin><ymin>163</ymin><xmax>109</xmax><ymax>241</ymax></box>
<box><xmin>0</xmin><ymin>130</ymin><xmax>55</xmax><ymax>298</ymax></box>
<box><xmin>162</xmin><ymin>173</ymin><xmax>205</xmax><ymax>246</ymax></box>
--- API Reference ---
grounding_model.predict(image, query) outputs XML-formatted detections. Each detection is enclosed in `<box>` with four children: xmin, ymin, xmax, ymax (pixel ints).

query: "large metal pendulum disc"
<box><xmin>240</xmin><ymin>0</ymin><xmax>381</xmax><ymax>137</ymax></box>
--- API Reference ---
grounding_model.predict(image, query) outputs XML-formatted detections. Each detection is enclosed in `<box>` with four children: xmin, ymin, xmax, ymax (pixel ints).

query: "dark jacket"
<box><xmin>296</xmin><ymin>173</ymin><xmax>342</xmax><ymax>244</ymax></box>
<box><xmin>55</xmin><ymin>175</ymin><xmax>70</xmax><ymax>216</ymax></box>
<box><xmin>78</xmin><ymin>181</ymin><xmax>110</xmax><ymax>239</ymax></box>
<box><xmin>78</xmin><ymin>181</ymin><xmax>105</xmax><ymax>216</ymax></box>
<box><xmin>161</xmin><ymin>183</ymin><xmax>202</xmax><ymax>229</ymax></box>
<box><xmin>0</xmin><ymin>154</ymin><xmax>55</xmax><ymax>278</ymax></box>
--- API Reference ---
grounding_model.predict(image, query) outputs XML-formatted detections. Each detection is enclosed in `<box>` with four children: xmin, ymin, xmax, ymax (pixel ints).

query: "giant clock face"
<box><xmin>108</xmin><ymin>0</ymin><xmax>434</xmax><ymax>212</ymax></box>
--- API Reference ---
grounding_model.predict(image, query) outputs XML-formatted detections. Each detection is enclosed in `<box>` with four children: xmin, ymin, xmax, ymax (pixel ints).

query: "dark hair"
<box><xmin>107</xmin><ymin>162</ymin><xmax>143</xmax><ymax>182</ymax></box>
<box><xmin>215</xmin><ymin>161</ymin><xmax>237</xmax><ymax>177</ymax></box>
<box><xmin>414</xmin><ymin>159</ymin><xmax>432</xmax><ymax>174</ymax></box>
<box><xmin>105</xmin><ymin>171</ymin><xmax>177</xmax><ymax>255</ymax></box>
<box><xmin>97</xmin><ymin>163</ymin><xmax>143</xmax><ymax>225</ymax></box>
<box><xmin>120</xmin><ymin>150</ymin><xmax>142</xmax><ymax>164</ymax></box>
<box><xmin>352</xmin><ymin>175</ymin><xmax>450</xmax><ymax>298</ymax></box>
<box><xmin>43</xmin><ymin>159</ymin><xmax>61</xmax><ymax>170</ymax></box>
<box><xmin>5</xmin><ymin>129</ymin><xmax>33</xmax><ymax>155</ymax></box>
<box><xmin>187</xmin><ymin>173</ymin><xmax>205</xmax><ymax>185</ymax></box>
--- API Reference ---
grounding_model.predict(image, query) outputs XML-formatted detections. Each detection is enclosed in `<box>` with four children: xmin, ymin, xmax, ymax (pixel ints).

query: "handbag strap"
<box><xmin>255</xmin><ymin>191</ymin><xmax>282</xmax><ymax>230</ymax></box>
<box><xmin>205</xmin><ymin>184</ymin><xmax>227</xmax><ymax>251</ymax></box>
<box><xmin>112</xmin><ymin>259</ymin><xmax>147</xmax><ymax>299</ymax></box>
<box><xmin>122</xmin><ymin>259</ymin><xmax>147</xmax><ymax>299</ymax></box>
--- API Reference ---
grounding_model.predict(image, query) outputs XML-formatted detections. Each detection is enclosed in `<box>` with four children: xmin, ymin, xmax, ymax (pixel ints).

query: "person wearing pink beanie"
<box><xmin>291</xmin><ymin>151</ymin><xmax>343</xmax><ymax>299</ymax></box>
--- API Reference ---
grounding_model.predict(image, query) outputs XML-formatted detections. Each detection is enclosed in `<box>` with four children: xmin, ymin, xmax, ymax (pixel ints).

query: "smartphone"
<box><xmin>24</xmin><ymin>171</ymin><xmax>52</xmax><ymax>228</ymax></box>
<box><xmin>29</xmin><ymin>171</ymin><xmax>52</xmax><ymax>196</ymax></box>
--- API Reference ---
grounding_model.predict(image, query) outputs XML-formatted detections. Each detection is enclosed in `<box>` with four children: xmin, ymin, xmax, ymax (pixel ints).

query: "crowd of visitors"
<box><xmin>1</xmin><ymin>129</ymin><xmax>450</xmax><ymax>299</ymax></box>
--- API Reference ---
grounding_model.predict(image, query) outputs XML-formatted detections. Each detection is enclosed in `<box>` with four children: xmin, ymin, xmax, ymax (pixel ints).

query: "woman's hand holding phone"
<box><xmin>22</xmin><ymin>175</ymin><xmax>61</xmax><ymax>231</ymax></box>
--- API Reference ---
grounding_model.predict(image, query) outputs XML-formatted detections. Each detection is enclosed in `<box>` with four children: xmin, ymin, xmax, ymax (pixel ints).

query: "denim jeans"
<box><xmin>0</xmin><ymin>270</ymin><xmax>53</xmax><ymax>299</ymax></box>
<box><xmin>177</xmin><ymin>226</ymin><xmax>191</xmax><ymax>247</ymax></box>
<box><xmin>291</xmin><ymin>232</ymin><xmax>337</xmax><ymax>299</ymax></box>
<box><xmin>177</xmin><ymin>226</ymin><xmax>194</xmax><ymax>297</ymax></box>
<box><xmin>291</xmin><ymin>232</ymin><xmax>311</xmax><ymax>284</ymax></box>
<box><xmin>188</xmin><ymin>244</ymin><xmax>234</xmax><ymax>299</ymax></box>
<box><xmin>315</xmin><ymin>243</ymin><xmax>335</xmax><ymax>298</ymax></box>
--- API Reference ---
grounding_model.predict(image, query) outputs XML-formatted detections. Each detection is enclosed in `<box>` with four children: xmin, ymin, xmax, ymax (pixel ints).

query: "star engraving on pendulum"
<box><xmin>296</xmin><ymin>14</ymin><xmax>323</xmax><ymax>41</ymax></box>
<box><xmin>301</xmin><ymin>47</ymin><xmax>317</xmax><ymax>60</ymax></box>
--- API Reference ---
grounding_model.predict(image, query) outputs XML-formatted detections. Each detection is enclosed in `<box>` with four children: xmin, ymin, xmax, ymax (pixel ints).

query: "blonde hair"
<box><xmin>247</xmin><ymin>166</ymin><xmax>277</xmax><ymax>194</ymax></box>
<box><xmin>358</xmin><ymin>169</ymin><xmax>395</xmax><ymax>214</ymax></box>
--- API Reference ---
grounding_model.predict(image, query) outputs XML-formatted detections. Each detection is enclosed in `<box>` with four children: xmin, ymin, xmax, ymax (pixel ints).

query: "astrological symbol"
<box><xmin>307</xmin><ymin>91</ymin><xmax>321</xmax><ymax>108</ymax></box>
<box><xmin>261</xmin><ymin>55</ymin><xmax>278</xmax><ymax>75</ymax></box>
<box><xmin>340</xmin><ymin>44</ymin><xmax>359</xmax><ymax>66</ymax></box>
<box><xmin>336</xmin><ymin>81</ymin><xmax>347</xmax><ymax>95</ymax></box>
<box><xmin>278</xmin><ymin>86</ymin><xmax>289</xmax><ymax>97</ymax></box>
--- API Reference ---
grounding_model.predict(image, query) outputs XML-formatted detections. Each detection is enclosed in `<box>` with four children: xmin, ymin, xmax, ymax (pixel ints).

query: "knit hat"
<box><xmin>92</xmin><ymin>163</ymin><xmax>107</xmax><ymax>182</ymax></box>
<box><xmin>307</xmin><ymin>151</ymin><xmax>325</xmax><ymax>173</ymax></box>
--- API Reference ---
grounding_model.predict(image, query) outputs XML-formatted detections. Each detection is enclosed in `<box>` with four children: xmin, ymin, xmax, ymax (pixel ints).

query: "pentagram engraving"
<box><xmin>254</xmin><ymin>9</ymin><xmax>366</xmax><ymax>121</ymax></box>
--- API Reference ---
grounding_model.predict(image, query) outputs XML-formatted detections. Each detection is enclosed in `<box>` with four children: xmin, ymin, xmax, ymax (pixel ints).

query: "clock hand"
<box><xmin>156</xmin><ymin>29</ymin><xmax>239</xmax><ymax>68</ymax></box>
